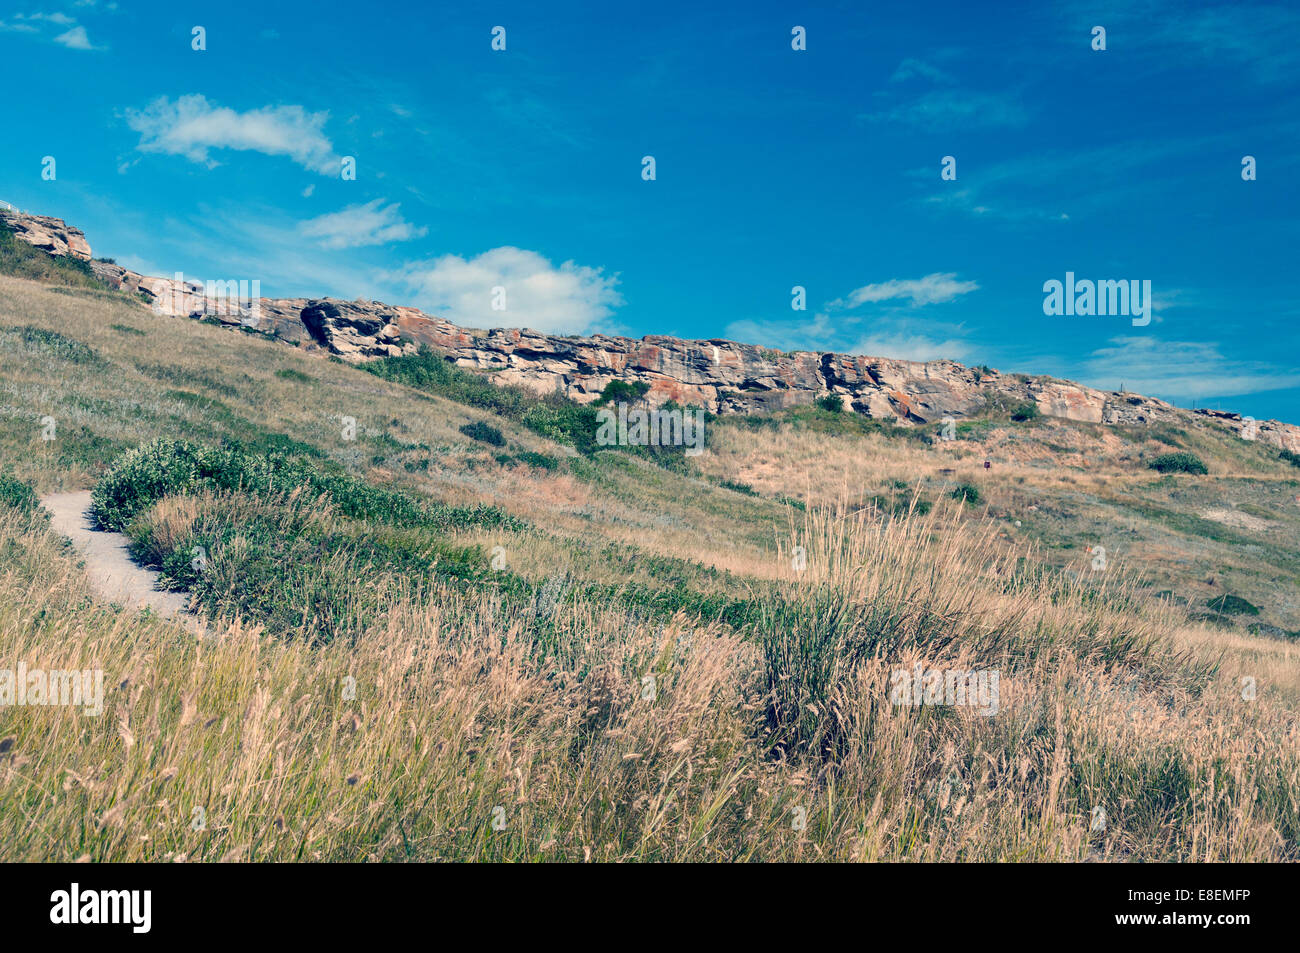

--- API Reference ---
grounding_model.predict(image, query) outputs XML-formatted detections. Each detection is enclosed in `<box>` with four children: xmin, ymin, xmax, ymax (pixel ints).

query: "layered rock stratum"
<box><xmin>5</xmin><ymin>207</ymin><xmax>1297</xmax><ymax>451</ymax></box>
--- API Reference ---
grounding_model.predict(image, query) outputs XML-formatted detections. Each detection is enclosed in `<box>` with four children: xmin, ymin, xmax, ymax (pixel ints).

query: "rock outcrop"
<box><xmin>1</xmin><ymin>208</ymin><xmax>92</xmax><ymax>260</ymax></box>
<box><xmin>8</xmin><ymin>207</ymin><xmax>1299</xmax><ymax>453</ymax></box>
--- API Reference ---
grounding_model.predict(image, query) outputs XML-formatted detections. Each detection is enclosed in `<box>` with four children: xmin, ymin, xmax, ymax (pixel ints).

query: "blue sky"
<box><xmin>3</xmin><ymin>0</ymin><xmax>1298</xmax><ymax>421</ymax></box>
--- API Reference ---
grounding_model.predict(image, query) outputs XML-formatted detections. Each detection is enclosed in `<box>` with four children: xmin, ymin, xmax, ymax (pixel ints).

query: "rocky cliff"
<box><xmin>7</xmin><ymin>208</ymin><xmax>1299</xmax><ymax>452</ymax></box>
<box><xmin>1</xmin><ymin>207</ymin><xmax>92</xmax><ymax>260</ymax></box>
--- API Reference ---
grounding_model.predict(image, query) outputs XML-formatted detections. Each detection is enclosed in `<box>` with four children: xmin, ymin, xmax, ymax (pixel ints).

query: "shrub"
<box><xmin>950</xmin><ymin>482</ymin><xmax>983</xmax><ymax>505</ymax></box>
<box><xmin>720</xmin><ymin>479</ymin><xmax>757</xmax><ymax>496</ymax></box>
<box><xmin>515</xmin><ymin>451</ymin><xmax>559</xmax><ymax>471</ymax></box>
<box><xmin>0</xmin><ymin>474</ymin><xmax>38</xmax><ymax>513</ymax></box>
<box><xmin>593</xmin><ymin>379</ymin><xmax>651</xmax><ymax>406</ymax></box>
<box><xmin>1010</xmin><ymin>401</ymin><xmax>1040</xmax><ymax>422</ymax></box>
<box><xmin>91</xmin><ymin>438</ymin><xmax>522</xmax><ymax>533</ymax></box>
<box><xmin>815</xmin><ymin>394</ymin><xmax>844</xmax><ymax>413</ymax></box>
<box><xmin>274</xmin><ymin>367</ymin><xmax>316</xmax><ymax>383</ymax></box>
<box><xmin>1148</xmin><ymin>452</ymin><xmax>1208</xmax><ymax>475</ymax></box>
<box><xmin>459</xmin><ymin>421</ymin><xmax>505</xmax><ymax>447</ymax></box>
<box><xmin>1206</xmin><ymin>594</ymin><xmax>1260</xmax><ymax>616</ymax></box>
<box><xmin>1279</xmin><ymin>449</ymin><xmax>1300</xmax><ymax>469</ymax></box>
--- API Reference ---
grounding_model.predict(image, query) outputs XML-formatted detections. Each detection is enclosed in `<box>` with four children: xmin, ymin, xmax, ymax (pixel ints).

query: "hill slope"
<box><xmin>2</xmin><ymin>233</ymin><xmax>1299</xmax><ymax>862</ymax></box>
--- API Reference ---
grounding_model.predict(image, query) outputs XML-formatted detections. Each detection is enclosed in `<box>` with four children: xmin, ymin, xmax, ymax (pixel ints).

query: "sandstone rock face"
<box><xmin>19</xmin><ymin>209</ymin><xmax>1295</xmax><ymax>454</ymax></box>
<box><xmin>2</xmin><ymin>209</ymin><xmax>92</xmax><ymax>260</ymax></box>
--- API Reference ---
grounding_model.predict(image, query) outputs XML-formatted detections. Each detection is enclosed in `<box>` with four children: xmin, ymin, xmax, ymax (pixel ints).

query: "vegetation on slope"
<box><xmin>0</xmin><ymin>223</ymin><xmax>109</xmax><ymax>290</ymax></box>
<box><xmin>3</xmin><ymin>265</ymin><xmax>1300</xmax><ymax>862</ymax></box>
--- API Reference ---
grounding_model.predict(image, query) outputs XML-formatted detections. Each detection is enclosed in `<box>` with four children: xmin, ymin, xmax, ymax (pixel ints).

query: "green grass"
<box><xmin>0</xmin><ymin>223</ymin><xmax>108</xmax><ymax>290</ymax></box>
<box><xmin>363</xmin><ymin>345</ymin><xmax>703</xmax><ymax>470</ymax></box>
<box><xmin>1206</xmin><ymin>594</ymin><xmax>1260</xmax><ymax>616</ymax></box>
<box><xmin>274</xmin><ymin>367</ymin><xmax>316</xmax><ymax>384</ymax></box>
<box><xmin>0</xmin><ymin>473</ymin><xmax>38</xmax><ymax>513</ymax></box>
<box><xmin>459</xmin><ymin>420</ymin><xmax>505</xmax><ymax>447</ymax></box>
<box><xmin>91</xmin><ymin>437</ymin><xmax>523</xmax><ymax>534</ymax></box>
<box><xmin>6</xmin><ymin>325</ymin><xmax>104</xmax><ymax>365</ymax></box>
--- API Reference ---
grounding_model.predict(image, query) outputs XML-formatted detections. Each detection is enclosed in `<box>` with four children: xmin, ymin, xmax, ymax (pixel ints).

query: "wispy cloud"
<box><xmin>390</xmin><ymin>248</ymin><xmax>623</xmax><ymax>334</ymax></box>
<box><xmin>830</xmin><ymin>273</ymin><xmax>979</xmax><ymax>309</ymax></box>
<box><xmin>864</xmin><ymin>89</ymin><xmax>1028</xmax><ymax>129</ymax></box>
<box><xmin>2</xmin><ymin>11</ymin><xmax>104</xmax><ymax>48</ymax></box>
<box><xmin>1080</xmin><ymin>336</ymin><xmax>1300</xmax><ymax>400</ymax></box>
<box><xmin>300</xmin><ymin>200</ymin><xmax>426</xmax><ymax>250</ymax></box>
<box><xmin>918</xmin><ymin>139</ymin><xmax>1213</xmax><ymax>223</ymax></box>
<box><xmin>889</xmin><ymin>57</ymin><xmax>955</xmax><ymax>85</ymax></box>
<box><xmin>1064</xmin><ymin>0</ymin><xmax>1300</xmax><ymax>84</ymax></box>
<box><xmin>865</xmin><ymin>57</ymin><xmax>1027</xmax><ymax>129</ymax></box>
<box><xmin>725</xmin><ymin>274</ymin><xmax>979</xmax><ymax>362</ymax></box>
<box><xmin>125</xmin><ymin>94</ymin><xmax>342</xmax><ymax>174</ymax></box>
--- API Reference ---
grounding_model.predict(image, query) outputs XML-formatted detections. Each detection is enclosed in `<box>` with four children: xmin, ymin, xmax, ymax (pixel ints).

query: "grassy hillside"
<box><xmin>2</xmin><ymin>268</ymin><xmax>1299</xmax><ymax>861</ymax></box>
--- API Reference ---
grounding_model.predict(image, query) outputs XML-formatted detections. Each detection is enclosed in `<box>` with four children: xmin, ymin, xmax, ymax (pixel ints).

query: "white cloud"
<box><xmin>2</xmin><ymin>12</ymin><xmax>102</xmax><ymax>48</ymax></box>
<box><xmin>846</xmin><ymin>331</ymin><xmax>972</xmax><ymax>363</ymax></box>
<box><xmin>54</xmin><ymin>25</ymin><xmax>94</xmax><ymax>49</ymax></box>
<box><xmin>889</xmin><ymin>58</ymin><xmax>953</xmax><ymax>84</ymax></box>
<box><xmin>1080</xmin><ymin>336</ymin><xmax>1300</xmax><ymax>400</ymax></box>
<box><xmin>724</xmin><ymin>274</ymin><xmax>978</xmax><ymax>362</ymax></box>
<box><xmin>393</xmin><ymin>247</ymin><xmax>623</xmax><ymax>333</ymax></box>
<box><xmin>832</xmin><ymin>273</ymin><xmax>979</xmax><ymax>309</ymax></box>
<box><xmin>125</xmin><ymin>94</ymin><xmax>341</xmax><ymax>174</ymax></box>
<box><xmin>300</xmin><ymin>200</ymin><xmax>426</xmax><ymax>249</ymax></box>
<box><xmin>20</xmin><ymin>12</ymin><xmax>76</xmax><ymax>25</ymax></box>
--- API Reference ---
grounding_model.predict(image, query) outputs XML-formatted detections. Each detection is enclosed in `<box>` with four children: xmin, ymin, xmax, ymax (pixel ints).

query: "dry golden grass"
<box><xmin>2</xmin><ymin>489</ymin><xmax>1296</xmax><ymax>862</ymax></box>
<box><xmin>3</xmin><ymin>272</ymin><xmax>1299</xmax><ymax>862</ymax></box>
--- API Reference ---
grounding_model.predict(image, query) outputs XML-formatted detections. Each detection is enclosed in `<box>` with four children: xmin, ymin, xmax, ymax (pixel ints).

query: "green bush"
<box><xmin>1279</xmin><ymin>449</ymin><xmax>1300</xmax><ymax>469</ymax></box>
<box><xmin>1206</xmin><ymin>594</ymin><xmax>1260</xmax><ymax>616</ymax></box>
<box><xmin>274</xmin><ymin>367</ymin><xmax>316</xmax><ymax>384</ymax></box>
<box><xmin>815</xmin><ymin>394</ymin><xmax>844</xmax><ymax>413</ymax></box>
<box><xmin>593</xmin><ymin>379</ymin><xmax>651</xmax><ymax>406</ymax></box>
<box><xmin>1148</xmin><ymin>452</ymin><xmax>1208</xmax><ymax>475</ymax></box>
<box><xmin>0</xmin><ymin>474</ymin><xmax>38</xmax><ymax>513</ymax></box>
<box><xmin>91</xmin><ymin>438</ymin><xmax>522</xmax><ymax>534</ymax></box>
<box><xmin>1010</xmin><ymin>401</ymin><xmax>1041</xmax><ymax>422</ymax></box>
<box><xmin>459</xmin><ymin>421</ymin><xmax>505</xmax><ymax>446</ymax></box>
<box><xmin>950</xmin><ymin>482</ymin><xmax>983</xmax><ymax>505</ymax></box>
<box><xmin>515</xmin><ymin>451</ymin><xmax>559</xmax><ymax>471</ymax></box>
<box><xmin>720</xmin><ymin>479</ymin><xmax>757</xmax><ymax>496</ymax></box>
